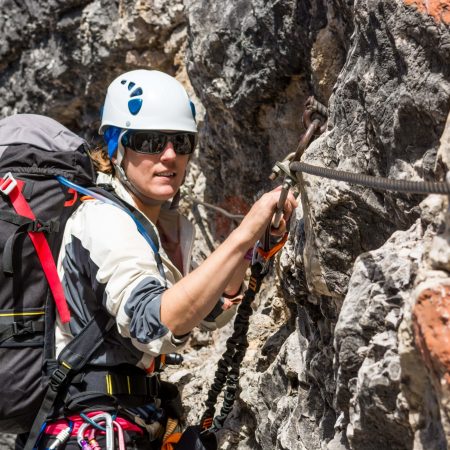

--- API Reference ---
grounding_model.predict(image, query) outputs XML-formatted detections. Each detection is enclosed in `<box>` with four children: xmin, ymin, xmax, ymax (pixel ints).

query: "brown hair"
<box><xmin>88</xmin><ymin>146</ymin><xmax>114</xmax><ymax>174</ymax></box>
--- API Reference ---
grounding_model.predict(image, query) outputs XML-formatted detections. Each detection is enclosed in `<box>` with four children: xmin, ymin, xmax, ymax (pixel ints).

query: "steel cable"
<box><xmin>307</xmin><ymin>97</ymin><xmax>328</xmax><ymax>117</ymax></box>
<box><xmin>185</xmin><ymin>195</ymin><xmax>245</xmax><ymax>221</ymax></box>
<box><xmin>290</xmin><ymin>161</ymin><xmax>450</xmax><ymax>195</ymax></box>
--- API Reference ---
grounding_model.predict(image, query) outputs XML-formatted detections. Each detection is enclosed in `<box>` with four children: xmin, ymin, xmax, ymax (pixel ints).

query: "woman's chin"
<box><xmin>147</xmin><ymin>187</ymin><xmax>178</xmax><ymax>201</ymax></box>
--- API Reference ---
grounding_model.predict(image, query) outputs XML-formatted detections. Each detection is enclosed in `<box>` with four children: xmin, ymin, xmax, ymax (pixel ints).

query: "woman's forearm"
<box><xmin>160</xmin><ymin>228</ymin><xmax>250</xmax><ymax>335</ymax></box>
<box><xmin>223</xmin><ymin>257</ymin><xmax>250</xmax><ymax>297</ymax></box>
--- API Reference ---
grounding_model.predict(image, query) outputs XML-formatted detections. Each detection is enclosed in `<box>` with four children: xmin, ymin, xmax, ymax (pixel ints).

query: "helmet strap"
<box><xmin>113</xmin><ymin>162</ymin><xmax>166</xmax><ymax>207</ymax></box>
<box><xmin>115</xmin><ymin>130</ymin><xmax>127</xmax><ymax>167</ymax></box>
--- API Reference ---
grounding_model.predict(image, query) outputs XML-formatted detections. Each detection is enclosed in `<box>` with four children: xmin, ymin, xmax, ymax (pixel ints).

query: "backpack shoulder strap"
<box><xmin>90</xmin><ymin>186</ymin><xmax>168</xmax><ymax>284</ymax></box>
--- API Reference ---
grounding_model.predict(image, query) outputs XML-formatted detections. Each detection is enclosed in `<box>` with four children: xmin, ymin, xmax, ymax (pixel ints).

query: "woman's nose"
<box><xmin>160</xmin><ymin>141</ymin><xmax>177</xmax><ymax>160</ymax></box>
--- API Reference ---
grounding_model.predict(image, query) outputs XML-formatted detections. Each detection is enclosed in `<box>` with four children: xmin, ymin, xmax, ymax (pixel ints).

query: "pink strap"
<box><xmin>44</xmin><ymin>412</ymin><xmax>143</xmax><ymax>436</ymax></box>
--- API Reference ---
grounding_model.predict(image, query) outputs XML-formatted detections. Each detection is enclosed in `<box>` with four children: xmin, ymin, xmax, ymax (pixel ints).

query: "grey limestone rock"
<box><xmin>335</xmin><ymin>224</ymin><xmax>423</xmax><ymax>449</ymax></box>
<box><xmin>0</xmin><ymin>0</ymin><xmax>189</xmax><ymax>137</ymax></box>
<box><xmin>1</xmin><ymin>0</ymin><xmax>450</xmax><ymax>449</ymax></box>
<box><xmin>185</xmin><ymin>0</ymin><xmax>348</xmax><ymax>206</ymax></box>
<box><xmin>301</xmin><ymin>0</ymin><xmax>450</xmax><ymax>299</ymax></box>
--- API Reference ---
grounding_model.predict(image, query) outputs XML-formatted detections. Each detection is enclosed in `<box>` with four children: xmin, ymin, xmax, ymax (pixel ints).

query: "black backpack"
<box><xmin>0</xmin><ymin>114</ymin><xmax>98</xmax><ymax>433</ymax></box>
<box><xmin>0</xmin><ymin>115</ymin><xmax>175</xmax><ymax>450</ymax></box>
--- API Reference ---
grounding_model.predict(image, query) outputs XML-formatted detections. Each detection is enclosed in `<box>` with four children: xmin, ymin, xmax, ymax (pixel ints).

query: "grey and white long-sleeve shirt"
<box><xmin>56</xmin><ymin>175</ymin><xmax>237</xmax><ymax>373</ymax></box>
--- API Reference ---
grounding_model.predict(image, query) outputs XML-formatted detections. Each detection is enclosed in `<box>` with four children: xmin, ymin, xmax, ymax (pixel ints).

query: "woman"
<box><xmin>25</xmin><ymin>69</ymin><xmax>297</xmax><ymax>449</ymax></box>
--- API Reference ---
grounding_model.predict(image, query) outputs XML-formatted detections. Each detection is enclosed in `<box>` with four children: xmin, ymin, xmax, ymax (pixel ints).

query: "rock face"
<box><xmin>184</xmin><ymin>0</ymin><xmax>350</xmax><ymax>214</ymax></box>
<box><xmin>301</xmin><ymin>0</ymin><xmax>450</xmax><ymax>299</ymax></box>
<box><xmin>334</xmin><ymin>223</ymin><xmax>423</xmax><ymax>450</ymax></box>
<box><xmin>1</xmin><ymin>1</ymin><xmax>450</xmax><ymax>450</ymax></box>
<box><xmin>0</xmin><ymin>0</ymin><xmax>190</xmax><ymax>138</ymax></box>
<box><xmin>184</xmin><ymin>1</ymin><xmax>450</xmax><ymax>448</ymax></box>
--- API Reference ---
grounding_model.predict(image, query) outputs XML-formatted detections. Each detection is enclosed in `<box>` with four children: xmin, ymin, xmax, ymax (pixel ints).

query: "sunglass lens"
<box><xmin>125</xmin><ymin>132</ymin><xmax>195</xmax><ymax>154</ymax></box>
<box><xmin>132</xmin><ymin>133</ymin><xmax>166</xmax><ymax>154</ymax></box>
<box><xmin>172</xmin><ymin>134</ymin><xmax>195</xmax><ymax>154</ymax></box>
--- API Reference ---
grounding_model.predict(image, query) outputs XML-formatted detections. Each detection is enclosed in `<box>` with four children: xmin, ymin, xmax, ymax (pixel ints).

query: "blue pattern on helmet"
<box><xmin>190</xmin><ymin>100</ymin><xmax>197</xmax><ymax>122</ymax></box>
<box><xmin>130</xmin><ymin>88</ymin><xmax>143</xmax><ymax>97</ymax></box>
<box><xmin>124</xmin><ymin>80</ymin><xmax>143</xmax><ymax>115</ymax></box>
<box><xmin>128</xmin><ymin>98</ymin><xmax>143</xmax><ymax>115</ymax></box>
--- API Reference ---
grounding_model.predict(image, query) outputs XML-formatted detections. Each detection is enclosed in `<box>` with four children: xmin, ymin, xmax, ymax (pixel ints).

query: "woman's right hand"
<box><xmin>234</xmin><ymin>186</ymin><xmax>298</xmax><ymax>248</ymax></box>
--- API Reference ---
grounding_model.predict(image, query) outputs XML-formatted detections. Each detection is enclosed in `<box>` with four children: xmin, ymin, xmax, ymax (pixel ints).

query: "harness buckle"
<box><xmin>0</xmin><ymin>172</ymin><xmax>18</xmax><ymax>196</ymax></box>
<box><xmin>147</xmin><ymin>373</ymin><xmax>160</xmax><ymax>397</ymax></box>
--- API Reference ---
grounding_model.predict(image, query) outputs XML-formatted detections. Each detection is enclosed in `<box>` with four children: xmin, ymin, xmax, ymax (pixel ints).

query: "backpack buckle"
<box><xmin>11</xmin><ymin>321</ymin><xmax>34</xmax><ymax>336</ymax></box>
<box><xmin>31</xmin><ymin>219</ymin><xmax>60</xmax><ymax>233</ymax></box>
<box><xmin>50</xmin><ymin>366</ymin><xmax>70</xmax><ymax>388</ymax></box>
<box><xmin>0</xmin><ymin>172</ymin><xmax>18</xmax><ymax>196</ymax></box>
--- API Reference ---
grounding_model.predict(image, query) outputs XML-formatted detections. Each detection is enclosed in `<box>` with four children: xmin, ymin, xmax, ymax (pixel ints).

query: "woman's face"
<box><xmin>121</xmin><ymin>140</ymin><xmax>189</xmax><ymax>201</ymax></box>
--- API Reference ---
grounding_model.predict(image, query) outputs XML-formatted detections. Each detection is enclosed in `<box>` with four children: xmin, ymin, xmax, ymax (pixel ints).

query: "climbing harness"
<box><xmin>199</xmin><ymin>97</ymin><xmax>328</xmax><ymax>437</ymax></box>
<box><xmin>42</xmin><ymin>411</ymin><xmax>138</xmax><ymax>450</ymax></box>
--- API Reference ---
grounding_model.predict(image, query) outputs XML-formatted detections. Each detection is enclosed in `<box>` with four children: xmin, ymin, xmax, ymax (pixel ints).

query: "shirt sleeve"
<box><xmin>199</xmin><ymin>291</ymin><xmax>243</xmax><ymax>331</ymax></box>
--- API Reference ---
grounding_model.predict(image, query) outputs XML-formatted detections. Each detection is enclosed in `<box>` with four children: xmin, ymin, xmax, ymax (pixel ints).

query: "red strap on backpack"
<box><xmin>0</xmin><ymin>174</ymin><xmax>71</xmax><ymax>323</ymax></box>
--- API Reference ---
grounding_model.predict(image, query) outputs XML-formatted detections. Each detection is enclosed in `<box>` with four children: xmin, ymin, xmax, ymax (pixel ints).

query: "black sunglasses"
<box><xmin>122</xmin><ymin>131</ymin><xmax>196</xmax><ymax>155</ymax></box>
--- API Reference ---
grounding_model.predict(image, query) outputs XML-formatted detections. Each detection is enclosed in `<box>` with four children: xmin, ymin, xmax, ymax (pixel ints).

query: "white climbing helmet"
<box><xmin>99</xmin><ymin>69</ymin><xmax>197</xmax><ymax>134</ymax></box>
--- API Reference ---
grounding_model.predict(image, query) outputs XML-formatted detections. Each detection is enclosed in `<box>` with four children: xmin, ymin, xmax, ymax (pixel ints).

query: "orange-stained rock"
<box><xmin>413</xmin><ymin>285</ymin><xmax>450</xmax><ymax>385</ymax></box>
<box><xmin>404</xmin><ymin>0</ymin><xmax>450</xmax><ymax>25</ymax></box>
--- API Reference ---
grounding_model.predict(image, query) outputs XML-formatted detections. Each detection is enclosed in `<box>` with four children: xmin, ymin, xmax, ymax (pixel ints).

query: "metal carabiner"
<box><xmin>78</xmin><ymin>412</ymin><xmax>114</xmax><ymax>450</ymax></box>
<box><xmin>271</xmin><ymin>177</ymin><xmax>295</xmax><ymax>229</ymax></box>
